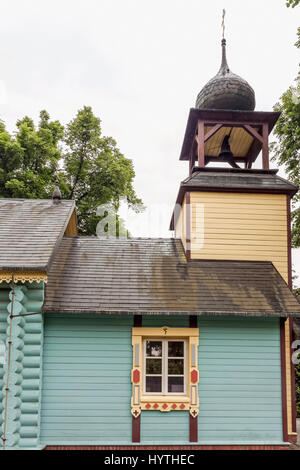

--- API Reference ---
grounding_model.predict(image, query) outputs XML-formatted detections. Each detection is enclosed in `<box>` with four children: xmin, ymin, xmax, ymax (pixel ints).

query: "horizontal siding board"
<box><xmin>41</xmin><ymin>314</ymin><xmax>284</xmax><ymax>445</ymax></box>
<box><xmin>190</xmin><ymin>192</ymin><xmax>288</xmax><ymax>282</ymax></box>
<box><xmin>142</xmin><ymin>412</ymin><xmax>189</xmax><ymax>442</ymax></box>
<box><xmin>40</xmin><ymin>314</ymin><xmax>133</xmax><ymax>444</ymax></box>
<box><xmin>197</xmin><ymin>316</ymin><xmax>282</xmax><ymax>443</ymax></box>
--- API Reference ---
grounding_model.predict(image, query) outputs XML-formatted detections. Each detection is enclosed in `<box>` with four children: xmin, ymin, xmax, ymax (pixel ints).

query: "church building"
<box><xmin>0</xmin><ymin>36</ymin><xmax>300</xmax><ymax>450</ymax></box>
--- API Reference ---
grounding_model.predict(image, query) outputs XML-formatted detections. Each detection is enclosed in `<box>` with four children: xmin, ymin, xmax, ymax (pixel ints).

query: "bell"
<box><xmin>218</xmin><ymin>135</ymin><xmax>240</xmax><ymax>168</ymax></box>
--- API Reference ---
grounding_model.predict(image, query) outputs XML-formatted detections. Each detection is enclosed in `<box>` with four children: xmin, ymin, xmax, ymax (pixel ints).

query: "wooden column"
<box><xmin>280</xmin><ymin>317</ymin><xmax>288</xmax><ymax>442</ymax></box>
<box><xmin>189</xmin><ymin>315</ymin><xmax>198</xmax><ymax>442</ymax></box>
<box><xmin>262</xmin><ymin>123</ymin><xmax>269</xmax><ymax>170</ymax></box>
<box><xmin>243</xmin><ymin>123</ymin><xmax>270</xmax><ymax>170</ymax></box>
<box><xmin>197</xmin><ymin>120</ymin><xmax>205</xmax><ymax>167</ymax></box>
<box><xmin>132</xmin><ymin>315</ymin><xmax>142</xmax><ymax>442</ymax></box>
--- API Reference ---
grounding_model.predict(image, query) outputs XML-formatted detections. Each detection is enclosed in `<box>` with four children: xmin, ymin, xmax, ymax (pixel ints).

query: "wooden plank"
<box><xmin>262</xmin><ymin>123</ymin><xmax>269</xmax><ymax>170</ymax></box>
<box><xmin>280</xmin><ymin>318</ymin><xmax>289</xmax><ymax>442</ymax></box>
<box><xmin>197</xmin><ymin>120</ymin><xmax>205</xmax><ymax>167</ymax></box>
<box><xmin>243</xmin><ymin>125</ymin><xmax>263</xmax><ymax>143</ymax></box>
<box><xmin>204</xmin><ymin>124</ymin><xmax>223</xmax><ymax>142</ymax></box>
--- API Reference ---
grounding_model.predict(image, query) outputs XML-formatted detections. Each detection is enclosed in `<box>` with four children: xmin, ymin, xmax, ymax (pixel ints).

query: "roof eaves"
<box><xmin>42</xmin><ymin>308</ymin><xmax>300</xmax><ymax>317</ymax></box>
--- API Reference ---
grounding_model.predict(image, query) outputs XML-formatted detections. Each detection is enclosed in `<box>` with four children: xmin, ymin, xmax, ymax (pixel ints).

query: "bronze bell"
<box><xmin>218</xmin><ymin>134</ymin><xmax>240</xmax><ymax>168</ymax></box>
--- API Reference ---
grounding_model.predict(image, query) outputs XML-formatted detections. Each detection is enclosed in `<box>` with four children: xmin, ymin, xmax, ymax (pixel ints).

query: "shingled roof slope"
<box><xmin>0</xmin><ymin>199</ymin><xmax>75</xmax><ymax>271</ymax></box>
<box><xmin>43</xmin><ymin>237</ymin><xmax>300</xmax><ymax>317</ymax></box>
<box><xmin>181</xmin><ymin>168</ymin><xmax>298</xmax><ymax>194</ymax></box>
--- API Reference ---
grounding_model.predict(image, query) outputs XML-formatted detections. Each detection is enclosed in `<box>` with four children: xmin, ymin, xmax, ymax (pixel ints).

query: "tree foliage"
<box><xmin>286</xmin><ymin>0</ymin><xmax>299</xmax><ymax>7</ymax></box>
<box><xmin>0</xmin><ymin>111</ymin><xmax>63</xmax><ymax>199</ymax></box>
<box><xmin>271</xmin><ymin>29</ymin><xmax>300</xmax><ymax>247</ymax></box>
<box><xmin>63</xmin><ymin>107</ymin><xmax>143</xmax><ymax>235</ymax></box>
<box><xmin>0</xmin><ymin>107</ymin><xmax>143</xmax><ymax>235</ymax></box>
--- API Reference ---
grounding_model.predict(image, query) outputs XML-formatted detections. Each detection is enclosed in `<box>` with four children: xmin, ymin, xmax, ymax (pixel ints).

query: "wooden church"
<box><xmin>0</xmin><ymin>36</ymin><xmax>300</xmax><ymax>451</ymax></box>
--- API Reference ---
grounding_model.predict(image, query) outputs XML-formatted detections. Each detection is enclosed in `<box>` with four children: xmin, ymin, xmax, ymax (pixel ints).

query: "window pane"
<box><xmin>168</xmin><ymin>377</ymin><xmax>184</xmax><ymax>393</ymax></box>
<box><xmin>168</xmin><ymin>341</ymin><xmax>184</xmax><ymax>357</ymax></box>
<box><xmin>168</xmin><ymin>359</ymin><xmax>184</xmax><ymax>375</ymax></box>
<box><xmin>146</xmin><ymin>376</ymin><xmax>162</xmax><ymax>393</ymax></box>
<box><xmin>146</xmin><ymin>358</ymin><xmax>162</xmax><ymax>374</ymax></box>
<box><xmin>146</xmin><ymin>341</ymin><xmax>162</xmax><ymax>357</ymax></box>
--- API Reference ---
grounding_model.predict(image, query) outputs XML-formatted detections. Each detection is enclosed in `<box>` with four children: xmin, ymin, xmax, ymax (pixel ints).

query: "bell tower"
<box><xmin>170</xmin><ymin>31</ymin><xmax>298</xmax><ymax>443</ymax></box>
<box><xmin>171</xmin><ymin>36</ymin><xmax>297</xmax><ymax>283</ymax></box>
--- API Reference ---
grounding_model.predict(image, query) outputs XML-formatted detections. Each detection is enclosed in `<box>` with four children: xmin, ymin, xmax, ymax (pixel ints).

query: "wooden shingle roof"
<box><xmin>43</xmin><ymin>237</ymin><xmax>300</xmax><ymax>317</ymax></box>
<box><xmin>0</xmin><ymin>199</ymin><xmax>75</xmax><ymax>271</ymax></box>
<box><xmin>181</xmin><ymin>168</ymin><xmax>298</xmax><ymax>194</ymax></box>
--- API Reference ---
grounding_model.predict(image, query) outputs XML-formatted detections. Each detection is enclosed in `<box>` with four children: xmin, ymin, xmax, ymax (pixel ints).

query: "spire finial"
<box><xmin>219</xmin><ymin>9</ymin><xmax>229</xmax><ymax>75</ymax></box>
<box><xmin>222</xmin><ymin>9</ymin><xmax>225</xmax><ymax>39</ymax></box>
<box><xmin>52</xmin><ymin>161</ymin><xmax>62</xmax><ymax>204</ymax></box>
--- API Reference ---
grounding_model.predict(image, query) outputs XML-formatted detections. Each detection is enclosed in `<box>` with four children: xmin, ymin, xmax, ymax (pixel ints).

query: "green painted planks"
<box><xmin>40</xmin><ymin>314</ymin><xmax>133</xmax><ymax>444</ymax></box>
<box><xmin>197</xmin><ymin>316</ymin><xmax>283</xmax><ymax>443</ymax></box>
<box><xmin>40</xmin><ymin>314</ymin><xmax>284</xmax><ymax>445</ymax></box>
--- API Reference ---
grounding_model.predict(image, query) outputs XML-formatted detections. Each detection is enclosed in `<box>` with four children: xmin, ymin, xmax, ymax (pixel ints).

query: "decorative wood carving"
<box><xmin>131</xmin><ymin>327</ymin><xmax>199</xmax><ymax>417</ymax></box>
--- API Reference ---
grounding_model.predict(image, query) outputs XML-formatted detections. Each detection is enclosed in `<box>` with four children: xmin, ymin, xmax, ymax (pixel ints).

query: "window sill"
<box><xmin>141</xmin><ymin>395</ymin><xmax>189</xmax><ymax>403</ymax></box>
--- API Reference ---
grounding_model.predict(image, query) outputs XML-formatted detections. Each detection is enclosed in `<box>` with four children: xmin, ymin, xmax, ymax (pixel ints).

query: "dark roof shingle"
<box><xmin>43</xmin><ymin>237</ymin><xmax>300</xmax><ymax>317</ymax></box>
<box><xmin>0</xmin><ymin>199</ymin><xmax>75</xmax><ymax>271</ymax></box>
<box><xmin>181</xmin><ymin>168</ymin><xmax>298</xmax><ymax>194</ymax></box>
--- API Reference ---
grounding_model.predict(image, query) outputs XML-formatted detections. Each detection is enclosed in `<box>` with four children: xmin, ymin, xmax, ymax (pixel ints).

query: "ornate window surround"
<box><xmin>131</xmin><ymin>326</ymin><xmax>199</xmax><ymax>418</ymax></box>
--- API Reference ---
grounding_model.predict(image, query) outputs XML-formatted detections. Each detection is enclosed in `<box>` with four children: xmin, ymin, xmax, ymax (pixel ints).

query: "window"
<box><xmin>144</xmin><ymin>339</ymin><xmax>186</xmax><ymax>395</ymax></box>
<box><xmin>131</xmin><ymin>326</ymin><xmax>199</xmax><ymax>417</ymax></box>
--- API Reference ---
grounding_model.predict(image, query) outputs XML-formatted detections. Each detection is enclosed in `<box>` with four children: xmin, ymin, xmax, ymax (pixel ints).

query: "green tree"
<box><xmin>0</xmin><ymin>107</ymin><xmax>143</xmax><ymax>235</ymax></box>
<box><xmin>286</xmin><ymin>0</ymin><xmax>299</xmax><ymax>7</ymax></box>
<box><xmin>0</xmin><ymin>111</ymin><xmax>64</xmax><ymax>199</ymax></box>
<box><xmin>63</xmin><ymin>106</ymin><xmax>143</xmax><ymax>235</ymax></box>
<box><xmin>271</xmin><ymin>29</ymin><xmax>300</xmax><ymax>247</ymax></box>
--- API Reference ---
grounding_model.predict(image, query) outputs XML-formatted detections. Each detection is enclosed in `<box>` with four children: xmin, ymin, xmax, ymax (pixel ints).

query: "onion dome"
<box><xmin>196</xmin><ymin>39</ymin><xmax>255</xmax><ymax>111</ymax></box>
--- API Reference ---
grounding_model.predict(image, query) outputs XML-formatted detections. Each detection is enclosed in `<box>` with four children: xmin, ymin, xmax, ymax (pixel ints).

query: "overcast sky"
<box><xmin>0</xmin><ymin>0</ymin><xmax>299</xmax><ymax>280</ymax></box>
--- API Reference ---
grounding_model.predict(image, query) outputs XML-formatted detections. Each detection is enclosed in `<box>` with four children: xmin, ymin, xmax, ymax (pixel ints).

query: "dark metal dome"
<box><xmin>196</xmin><ymin>39</ymin><xmax>255</xmax><ymax>111</ymax></box>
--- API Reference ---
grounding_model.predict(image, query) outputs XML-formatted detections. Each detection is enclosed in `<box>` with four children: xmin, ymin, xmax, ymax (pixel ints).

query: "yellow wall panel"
<box><xmin>189</xmin><ymin>192</ymin><xmax>288</xmax><ymax>282</ymax></box>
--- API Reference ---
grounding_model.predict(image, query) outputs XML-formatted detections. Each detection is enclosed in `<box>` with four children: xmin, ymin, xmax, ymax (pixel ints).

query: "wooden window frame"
<box><xmin>131</xmin><ymin>326</ymin><xmax>199</xmax><ymax>417</ymax></box>
<box><xmin>143</xmin><ymin>338</ymin><xmax>187</xmax><ymax>396</ymax></box>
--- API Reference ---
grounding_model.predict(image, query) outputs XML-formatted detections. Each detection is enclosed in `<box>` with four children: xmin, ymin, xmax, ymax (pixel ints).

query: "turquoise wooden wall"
<box><xmin>0</xmin><ymin>282</ymin><xmax>44</xmax><ymax>450</ymax></box>
<box><xmin>197</xmin><ymin>316</ymin><xmax>283</xmax><ymax>444</ymax></box>
<box><xmin>40</xmin><ymin>314</ymin><xmax>283</xmax><ymax>446</ymax></box>
<box><xmin>40</xmin><ymin>314</ymin><xmax>133</xmax><ymax>445</ymax></box>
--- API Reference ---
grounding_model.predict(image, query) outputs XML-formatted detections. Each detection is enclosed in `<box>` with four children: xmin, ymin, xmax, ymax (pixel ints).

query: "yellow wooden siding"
<box><xmin>189</xmin><ymin>192</ymin><xmax>288</xmax><ymax>282</ymax></box>
<box><xmin>64</xmin><ymin>210</ymin><xmax>78</xmax><ymax>237</ymax></box>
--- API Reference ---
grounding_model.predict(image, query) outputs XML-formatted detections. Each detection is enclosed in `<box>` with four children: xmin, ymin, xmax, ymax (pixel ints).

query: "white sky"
<box><xmin>0</xmin><ymin>0</ymin><xmax>299</xmax><ymax>282</ymax></box>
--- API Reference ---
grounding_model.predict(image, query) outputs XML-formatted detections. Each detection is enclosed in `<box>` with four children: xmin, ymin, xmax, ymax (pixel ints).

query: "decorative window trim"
<box><xmin>131</xmin><ymin>326</ymin><xmax>199</xmax><ymax>418</ymax></box>
<box><xmin>0</xmin><ymin>271</ymin><xmax>47</xmax><ymax>284</ymax></box>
